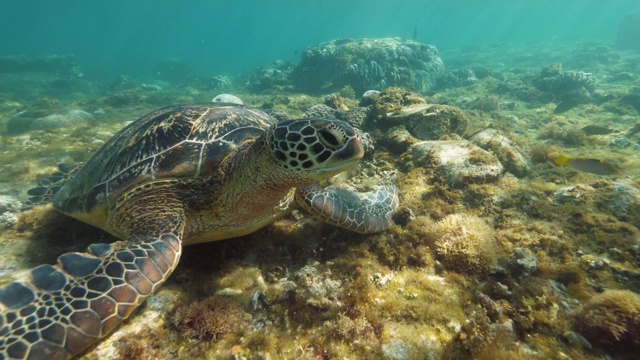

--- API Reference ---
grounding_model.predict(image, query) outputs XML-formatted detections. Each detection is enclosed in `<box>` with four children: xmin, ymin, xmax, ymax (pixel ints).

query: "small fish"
<box><xmin>320</xmin><ymin>81</ymin><xmax>333</xmax><ymax>90</ymax></box>
<box><xmin>554</xmin><ymin>155</ymin><xmax>619</xmax><ymax>175</ymax></box>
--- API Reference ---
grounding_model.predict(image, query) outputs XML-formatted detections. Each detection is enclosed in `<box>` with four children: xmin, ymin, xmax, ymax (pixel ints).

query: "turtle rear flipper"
<box><xmin>26</xmin><ymin>163</ymin><xmax>82</xmax><ymax>207</ymax></box>
<box><xmin>0</xmin><ymin>228</ymin><xmax>183</xmax><ymax>359</ymax></box>
<box><xmin>296</xmin><ymin>184</ymin><xmax>399</xmax><ymax>234</ymax></box>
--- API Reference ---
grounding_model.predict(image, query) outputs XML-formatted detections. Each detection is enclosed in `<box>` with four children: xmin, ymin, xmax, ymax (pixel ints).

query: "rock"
<box><xmin>381</xmin><ymin>339</ymin><xmax>413</xmax><ymax>360</ymax></box>
<box><xmin>211</xmin><ymin>93</ymin><xmax>243</xmax><ymax>105</ymax></box>
<box><xmin>380</xmin><ymin>125</ymin><xmax>418</xmax><ymax>154</ymax></box>
<box><xmin>323</xmin><ymin>94</ymin><xmax>350</xmax><ymax>111</ymax></box>
<box><xmin>598</xmin><ymin>182</ymin><xmax>640</xmax><ymax>223</ymax></box>
<box><xmin>508</xmin><ymin>248</ymin><xmax>537</xmax><ymax>278</ymax></box>
<box><xmin>617</xmin><ymin>12</ymin><xmax>640</xmax><ymax>50</ymax></box>
<box><xmin>371</xmin><ymin>87</ymin><xmax>426</xmax><ymax>122</ymax></box>
<box><xmin>293</xmin><ymin>264</ymin><xmax>342</xmax><ymax>311</ymax></box>
<box><xmin>0</xmin><ymin>195</ymin><xmax>22</xmax><ymax>230</ymax></box>
<box><xmin>470</xmin><ymin>128</ymin><xmax>530</xmax><ymax>177</ymax></box>
<box><xmin>292</xmin><ymin>38</ymin><xmax>445</xmax><ymax>95</ymax></box>
<box><xmin>387</xmin><ymin>104</ymin><xmax>468</xmax><ymax>140</ymax></box>
<box><xmin>610</xmin><ymin>137</ymin><xmax>631</xmax><ymax>149</ymax></box>
<box><xmin>7</xmin><ymin>109</ymin><xmax>95</xmax><ymax>134</ymax></box>
<box><xmin>553</xmin><ymin>185</ymin><xmax>595</xmax><ymax>204</ymax></box>
<box><xmin>359</xmin><ymin>90</ymin><xmax>380</xmax><ymax>107</ymax></box>
<box><xmin>410</xmin><ymin>140</ymin><xmax>503</xmax><ymax>187</ymax></box>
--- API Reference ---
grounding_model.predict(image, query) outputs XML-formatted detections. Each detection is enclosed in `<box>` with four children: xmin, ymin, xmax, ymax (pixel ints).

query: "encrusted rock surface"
<box><xmin>386</xmin><ymin>104</ymin><xmax>468</xmax><ymax>140</ymax></box>
<box><xmin>470</xmin><ymin>128</ymin><xmax>530</xmax><ymax>177</ymax></box>
<box><xmin>409</xmin><ymin>140</ymin><xmax>503</xmax><ymax>187</ymax></box>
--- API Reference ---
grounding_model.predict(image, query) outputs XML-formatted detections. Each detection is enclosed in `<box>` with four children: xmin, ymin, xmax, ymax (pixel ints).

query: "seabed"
<box><xmin>0</xmin><ymin>40</ymin><xmax>639</xmax><ymax>359</ymax></box>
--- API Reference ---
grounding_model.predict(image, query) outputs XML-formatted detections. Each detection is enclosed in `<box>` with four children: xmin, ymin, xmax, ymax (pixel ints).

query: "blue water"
<box><xmin>1</xmin><ymin>0</ymin><xmax>639</xmax><ymax>79</ymax></box>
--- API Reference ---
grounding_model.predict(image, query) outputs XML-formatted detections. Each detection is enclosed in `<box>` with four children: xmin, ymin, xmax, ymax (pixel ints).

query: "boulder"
<box><xmin>409</xmin><ymin>140</ymin><xmax>503</xmax><ymax>187</ymax></box>
<box><xmin>8</xmin><ymin>109</ymin><xmax>95</xmax><ymax>134</ymax></box>
<box><xmin>470</xmin><ymin>128</ymin><xmax>530</xmax><ymax>177</ymax></box>
<box><xmin>387</xmin><ymin>104</ymin><xmax>468</xmax><ymax>140</ymax></box>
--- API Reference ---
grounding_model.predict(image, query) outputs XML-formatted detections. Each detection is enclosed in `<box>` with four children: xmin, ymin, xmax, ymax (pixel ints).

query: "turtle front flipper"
<box><xmin>296</xmin><ymin>184</ymin><xmax>399</xmax><ymax>234</ymax></box>
<box><xmin>0</xmin><ymin>231</ymin><xmax>183</xmax><ymax>359</ymax></box>
<box><xmin>26</xmin><ymin>163</ymin><xmax>82</xmax><ymax>207</ymax></box>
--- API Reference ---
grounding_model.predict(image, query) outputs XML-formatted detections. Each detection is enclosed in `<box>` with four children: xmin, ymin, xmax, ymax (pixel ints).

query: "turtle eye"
<box><xmin>318</xmin><ymin>128</ymin><xmax>342</xmax><ymax>147</ymax></box>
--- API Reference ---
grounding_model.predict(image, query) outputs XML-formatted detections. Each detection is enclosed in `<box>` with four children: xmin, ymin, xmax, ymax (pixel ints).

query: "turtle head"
<box><xmin>269</xmin><ymin>119</ymin><xmax>364</xmax><ymax>179</ymax></box>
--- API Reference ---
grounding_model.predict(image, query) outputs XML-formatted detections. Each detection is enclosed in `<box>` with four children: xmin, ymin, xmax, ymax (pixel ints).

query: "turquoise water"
<box><xmin>1</xmin><ymin>0</ymin><xmax>638</xmax><ymax>79</ymax></box>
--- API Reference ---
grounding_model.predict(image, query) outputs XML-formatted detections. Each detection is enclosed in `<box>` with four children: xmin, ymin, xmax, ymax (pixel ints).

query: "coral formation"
<box><xmin>292</xmin><ymin>38</ymin><xmax>444</xmax><ymax>94</ymax></box>
<box><xmin>534</xmin><ymin>64</ymin><xmax>596</xmax><ymax>97</ymax></box>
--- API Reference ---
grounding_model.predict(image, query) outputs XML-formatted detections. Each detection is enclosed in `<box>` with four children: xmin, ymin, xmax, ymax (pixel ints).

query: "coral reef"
<box><xmin>292</xmin><ymin>38</ymin><xmax>444</xmax><ymax>94</ymax></box>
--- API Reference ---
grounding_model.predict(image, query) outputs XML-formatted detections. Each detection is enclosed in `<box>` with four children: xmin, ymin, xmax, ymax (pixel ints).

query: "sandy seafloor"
<box><xmin>0</xmin><ymin>40</ymin><xmax>639</xmax><ymax>360</ymax></box>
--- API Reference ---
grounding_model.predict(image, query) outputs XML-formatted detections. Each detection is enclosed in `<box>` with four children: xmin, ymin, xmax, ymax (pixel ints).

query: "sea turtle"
<box><xmin>0</xmin><ymin>104</ymin><xmax>398</xmax><ymax>359</ymax></box>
